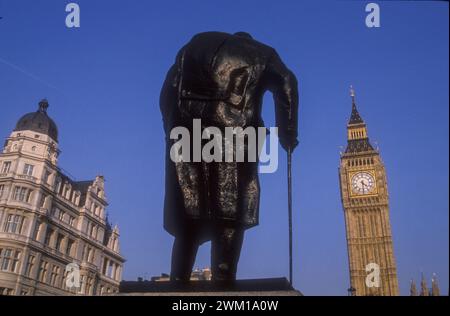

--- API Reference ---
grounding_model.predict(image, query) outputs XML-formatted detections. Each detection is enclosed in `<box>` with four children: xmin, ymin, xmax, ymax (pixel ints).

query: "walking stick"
<box><xmin>287</xmin><ymin>147</ymin><xmax>293</xmax><ymax>286</ymax></box>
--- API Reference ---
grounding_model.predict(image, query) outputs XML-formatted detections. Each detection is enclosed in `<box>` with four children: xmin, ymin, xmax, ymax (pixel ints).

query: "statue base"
<box><xmin>117</xmin><ymin>277</ymin><xmax>302</xmax><ymax>296</ymax></box>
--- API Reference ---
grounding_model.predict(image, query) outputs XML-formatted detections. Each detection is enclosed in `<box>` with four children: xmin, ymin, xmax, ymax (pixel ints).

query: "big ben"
<box><xmin>339</xmin><ymin>87</ymin><xmax>400</xmax><ymax>296</ymax></box>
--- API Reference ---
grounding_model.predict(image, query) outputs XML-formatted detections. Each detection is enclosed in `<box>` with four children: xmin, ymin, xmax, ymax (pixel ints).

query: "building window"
<box><xmin>44</xmin><ymin>228</ymin><xmax>54</xmax><ymax>247</ymax></box>
<box><xmin>38</xmin><ymin>261</ymin><xmax>49</xmax><ymax>283</ymax></box>
<box><xmin>0</xmin><ymin>248</ymin><xmax>12</xmax><ymax>271</ymax></box>
<box><xmin>107</xmin><ymin>261</ymin><xmax>114</xmax><ymax>278</ymax></box>
<box><xmin>43</xmin><ymin>169</ymin><xmax>51</xmax><ymax>184</ymax></box>
<box><xmin>81</xmin><ymin>245</ymin><xmax>87</xmax><ymax>261</ymax></box>
<box><xmin>50</xmin><ymin>265</ymin><xmax>60</xmax><ymax>287</ymax></box>
<box><xmin>85</xmin><ymin>278</ymin><xmax>91</xmax><ymax>295</ymax></box>
<box><xmin>68</xmin><ymin>216</ymin><xmax>75</xmax><ymax>227</ymax></box>
<box><xmin>54</xmin><ymin>177</ymin><xmax>62</xmax><ymax>193</ymax></box>
<box><xmin>63</xmin><ymin>184</ymin><xmax>71</xmax><ymax>199</ymax></box>
<box><xmin>11</xmin><ymin>251</ymin><xmax>21</xmax><ymax>272</ymax></box>
<box><xmin>89</xmin><ymin>224</ymin><xmax>97</xmax><ymax>239</ymax></box>
<box><xmin>78</xmin><ymin>276</ymin><xmax>85</xmax><ymax>294</ymax></box>
<box><xmin>23</xmin><ymin>164</ymin><xmax>34</xmax><ymax>176</ymax></box>
<box><xmin>0</xmin><ymin>248</ymin><xmax>21</xmax><ymax>272</ymax></box>
<box><xmin>66</xmin><ymin>239</ymin><xmax>75</xmax><ymax>256</ymax></box>
<box><xmin>58</xmin><ymin>210</ymin><xmax>65</xmax><ymax>221</ymax></box>
<box><xmin>55</xmin><ymin>234</ymin><xmax>64</xmax><ymax>252</ymax></box>
<box><xmin>32</xmin><ymin>221</ymin><xmax>42</xmax><ymax>241</ymax></box>
<box><xmin>13</xmin><ymin>186</ymin><xmax>32</xmax><ymax>203</ymax></box>
<box><xmin>4</xmin><ymin>214</ymin><xmax>24</xmax><ymax>234</ymax></box>
<box><xmin>73</xmin><ymin>192</ymin><xmax>80</xmax><ymax>205</ymax></box>
<box><xmin>38</xmin><ymin>194</ymin><xmax>47</xmax><ymax>208</ymax></box>
<box><xmin>62</xmin><ymin>270</ymin><xmax>68</xmax><ymax>290</ymax></box>
<box><xmin>1</xmin><ymin>161</ymin><xmax>11</xmax><ymax>174</ymax></box>
<box><xmin>87</xmin><ymin>248</ymin><xmax>94</xmax><ymax>263</ymax></box>
<box><xmin>0</xmin><ymin>184</ymin><xmax>6</xmax><ymax>199</ymax></box>
<box><xmin>51</xmin><ymin>207</ymin><xmax>58</xmax><ymax>217</ymax></box>
<box><xmin>0</xmin><ymin>287</ymin><xmax>15</xmax><ymax>296</ymax></box>
<box><xmin>25</xmin><ymin>255</ymin><xmax>35</xmax><ymax>277</ymax></box>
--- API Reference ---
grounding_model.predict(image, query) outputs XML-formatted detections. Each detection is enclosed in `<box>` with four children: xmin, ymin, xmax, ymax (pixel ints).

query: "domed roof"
<box><xmin>14</xmin><ymin>99</ymin><xmax>58</xmax><ymax>142</ymax></box>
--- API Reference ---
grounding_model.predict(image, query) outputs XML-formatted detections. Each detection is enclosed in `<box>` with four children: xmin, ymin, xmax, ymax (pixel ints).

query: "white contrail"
<box><xmin>0</xmin><ymin>57</ymin><xmax>57</xmax><ymax>90</ymax></box>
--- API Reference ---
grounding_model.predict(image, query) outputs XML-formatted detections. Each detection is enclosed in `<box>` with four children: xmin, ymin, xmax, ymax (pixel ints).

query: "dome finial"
<box><xmin>38</xmin><ymin>99</ymin><xmax>49</xmax><ymax>113</ymax></box>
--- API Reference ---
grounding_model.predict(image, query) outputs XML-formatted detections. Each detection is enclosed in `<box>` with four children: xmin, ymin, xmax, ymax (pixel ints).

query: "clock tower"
<box><xmin>339</xmin><ymin>87</ymin><xmax>399</xmax><ymax>296</ymax></box>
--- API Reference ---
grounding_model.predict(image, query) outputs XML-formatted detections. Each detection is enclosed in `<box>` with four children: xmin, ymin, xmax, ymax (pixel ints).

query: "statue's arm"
<box><xmin>265</xmin><ymin>50</ymin><xmax>299</xmax><ymax>150</ymax></box>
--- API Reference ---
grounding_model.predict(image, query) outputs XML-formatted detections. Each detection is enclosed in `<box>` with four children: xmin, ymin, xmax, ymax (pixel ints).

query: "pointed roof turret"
<box><xmin>410</xmin><ymin>279</ymin><xmax>418</xmax><ymax>296</ymax></box>
<box><xmin>420</xmin><ymin>273</ymin><xmax>429</xmax><ymax>296</ymax></box>
<box><xmin>431</xmin><ymin>273</ymin><xmax>440</xmax><ymax>296</ymax></box>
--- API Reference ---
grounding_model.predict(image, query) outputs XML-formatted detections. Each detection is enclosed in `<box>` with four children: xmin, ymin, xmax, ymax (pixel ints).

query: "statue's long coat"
<box><xmin>160</xmin><ymin>32</ymin><xmax>298</xmax><ymax>241</ymax></box>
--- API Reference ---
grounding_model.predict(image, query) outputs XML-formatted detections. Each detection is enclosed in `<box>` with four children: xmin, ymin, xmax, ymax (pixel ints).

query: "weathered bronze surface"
<box><xmin>160</xmin><ymin>31</ymin><xmax>299</xmax><ymax>281</ymax></box>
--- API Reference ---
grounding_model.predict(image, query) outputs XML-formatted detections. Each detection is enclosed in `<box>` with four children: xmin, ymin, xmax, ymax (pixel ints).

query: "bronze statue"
<box><xmin>160</xmin><ymin>31</ymin><xmax>299</xmax><ymax>282</ymax></box>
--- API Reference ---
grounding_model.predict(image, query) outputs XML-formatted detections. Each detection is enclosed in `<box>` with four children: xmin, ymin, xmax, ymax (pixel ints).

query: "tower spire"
<box><xmin>410</xmin><ymin>279</ymin><xmax>418</xmax><ymax>296</ymax></box>
<box><xmin>348</xmin><ymin>85</ymin><xmax>364</xmax><ymax>125</ymax></box>
<box><xmin>431</xmin><ymin>273</ymin><xmax>440</xmax><ymax>296</ymax></box>
<box><xmin>420</xmin><ymin>273</ymin><xmax>429</xmax><ymax>296</ymax></box>
<box><xmin>344</xmin><ymin>86</ymin><xmax>374</xmax><ymax>153</ymax></box>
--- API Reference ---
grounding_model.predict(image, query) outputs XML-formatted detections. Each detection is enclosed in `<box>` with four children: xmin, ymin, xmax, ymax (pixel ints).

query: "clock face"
<box><xmin>351</xmin><ymin>172</ymin><xmax>376</xmax><ymax>195</ymax></box>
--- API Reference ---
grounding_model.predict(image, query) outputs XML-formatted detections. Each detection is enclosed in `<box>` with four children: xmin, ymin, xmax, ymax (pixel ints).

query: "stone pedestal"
<box><xmin>117</xmin><ymin>277</ymin><xmax>302</xmax><ymax>296</ymax></box>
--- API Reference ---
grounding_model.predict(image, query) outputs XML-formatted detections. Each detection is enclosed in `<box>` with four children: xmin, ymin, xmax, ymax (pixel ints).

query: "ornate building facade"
<box><xmin>338</xmin><ymin>88</ymin><xmax>399</xmax><ymax>296</ymax></box>
<box><xmin>0</xmin><ymin>99</ymin><xmax>125</xmax><ymax>295</ymax></box>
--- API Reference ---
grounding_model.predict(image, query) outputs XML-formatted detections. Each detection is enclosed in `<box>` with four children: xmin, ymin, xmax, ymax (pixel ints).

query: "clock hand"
<box><xmin>361</xmin><ymin>180</ymin><xmax>367</xmax><ymax>193</ymax></box>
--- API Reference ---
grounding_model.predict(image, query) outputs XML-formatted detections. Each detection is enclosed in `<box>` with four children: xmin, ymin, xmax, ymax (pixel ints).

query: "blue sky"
<box><xmin>0</xmin><ymin>1</ymin><xmax>448</xmax><ymax>295</ymax></box>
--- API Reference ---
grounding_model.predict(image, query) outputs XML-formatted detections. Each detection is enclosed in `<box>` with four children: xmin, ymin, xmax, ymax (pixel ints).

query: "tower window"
<box><xmin>4</xmin><ymin>214</ymin><xmax>24</xmax><ymax>234</ymax></box>
<box><xmin>1</xmin><ymin>161</ymin><xmax>11</xmax><ymax>174</ymax></box>
<box><xmin>23</xmin><ymin>164</ymin><xmax>34</xmax><ymax>176</ymax></box>
<box><xmin>13</xmin><ymin>186</ymin><xmax>32</xmax><ymax>203</ymax></box>
<box><xmin>0</xmin><ymin>184</ymin><xmax>6</xmax><ymax>199</ymax></box>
